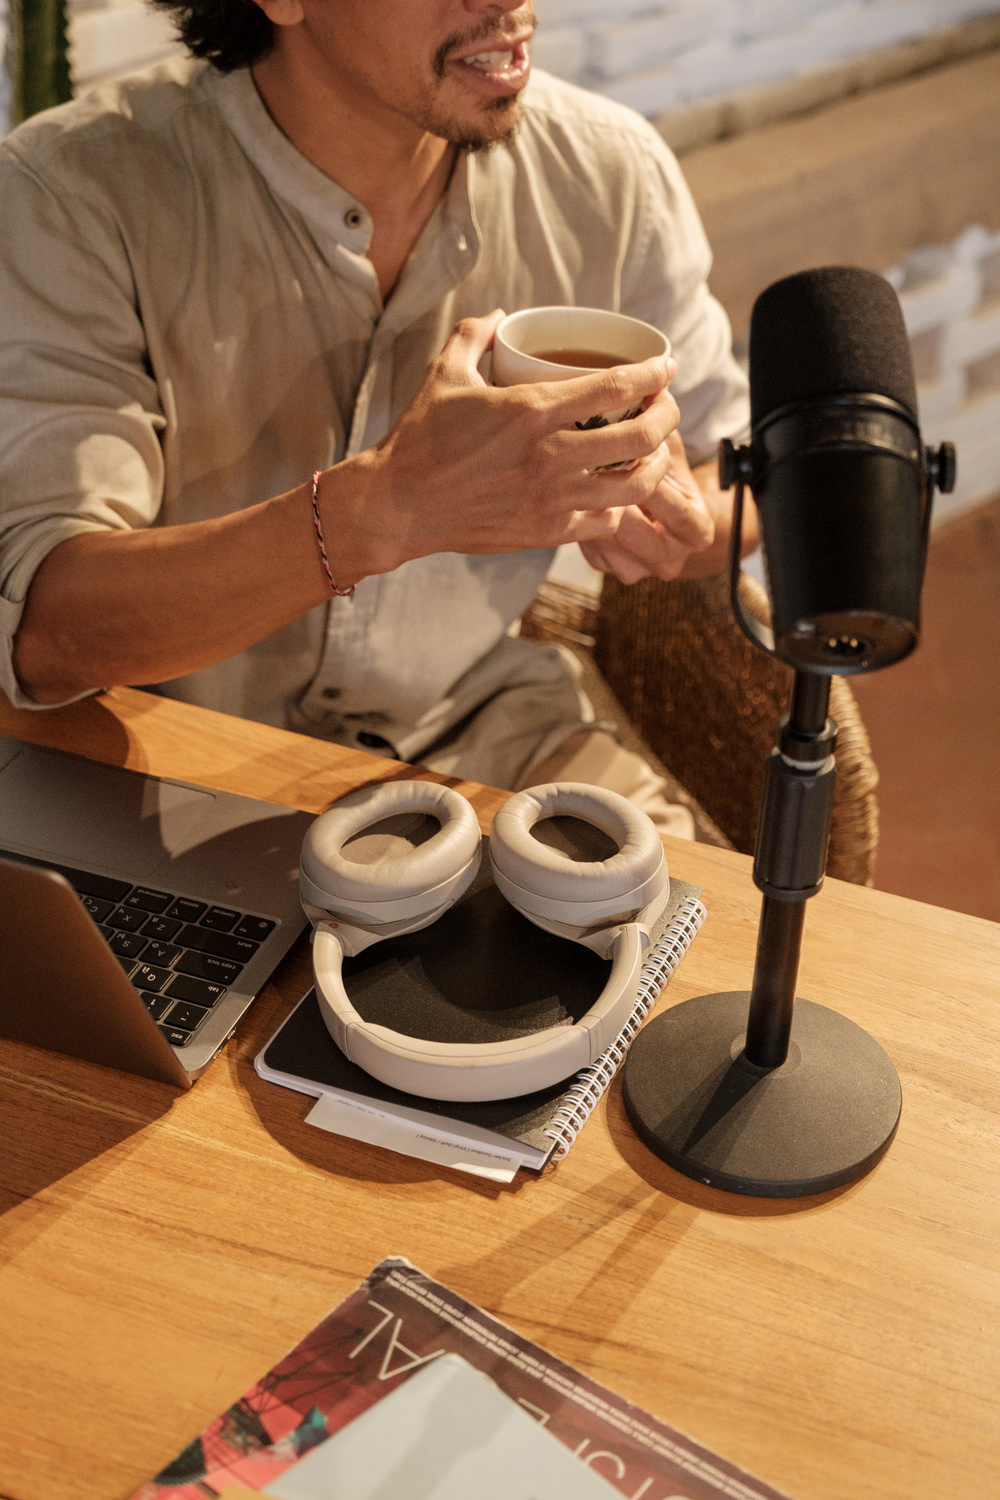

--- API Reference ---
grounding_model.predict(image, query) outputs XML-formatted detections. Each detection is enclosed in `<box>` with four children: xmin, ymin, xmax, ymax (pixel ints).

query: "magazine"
<box><xmin>132</xmin><ymin>1257</ymin><xmax>792</xmax><ymax>1500</ymax></box>
<box><xmin>262</xmin><ymin>1354</ymin><xmax>622</xmax><ymax>1499</ymax></box>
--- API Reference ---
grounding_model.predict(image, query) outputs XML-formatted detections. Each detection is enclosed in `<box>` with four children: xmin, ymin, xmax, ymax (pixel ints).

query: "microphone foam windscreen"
<box><xmin>749</xmin><ymin>266</ymin><xmax>918</xmax><ymax>428</ymax></box>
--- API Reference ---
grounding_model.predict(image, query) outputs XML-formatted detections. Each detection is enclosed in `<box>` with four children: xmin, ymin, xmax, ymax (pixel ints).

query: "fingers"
<box><xmin>580</xmin><ymin>537</ymin><xmax>655</xmax><ymax>586</ymax></box>
<box><xmin>538</xmin><ymin>354</ymin><xmax>676</xmax><ymax>426</ymax></box>
<box><xmin>639</xmin><ymin>476</ymin><xmax>715</xmax><ymax>552</ymax></box>
<box><xmin>559</xmin><ymin>434</ymin><xmax>676</xmax><ymax>515</ymax></box>
<box><xmin>579</xmin><ymin>509</ymin><xmax>696</xmax><ymax>583</ymax></box>
<box><xmin>437</xmin><ymin>310</ymin><xmax>506</xmax><ymax>386</ymax></box>
<box><xmin>579</xmin><ymin>387</ymin><xmax>681</xmax><ymax>468</ymax></box>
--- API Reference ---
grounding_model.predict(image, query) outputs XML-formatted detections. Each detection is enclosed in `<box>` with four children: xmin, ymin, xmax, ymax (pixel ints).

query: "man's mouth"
<box><xmin>465</xmin><ymin>49</ymin><xmax>517</xmax><ymax>72</ymax></box>
<box><xmin>437</xmin><ymin>20</ymin><xmax>534</xmax><ymax>93</ymax></box>
<box><xmin>449</xmin><ymin>39</ymin><xmax>531</xmax><ymax>92</ymax></box>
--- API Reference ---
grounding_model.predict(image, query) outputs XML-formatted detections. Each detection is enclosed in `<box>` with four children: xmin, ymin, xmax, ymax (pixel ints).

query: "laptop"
<box><xmin>0</xmin><ymin>734</ymin><xmax>315</xmax><ymax>1087</ymax></box>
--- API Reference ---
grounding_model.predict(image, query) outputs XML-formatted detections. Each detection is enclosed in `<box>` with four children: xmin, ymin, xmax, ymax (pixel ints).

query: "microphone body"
<box><xmin>723</xmin><ymin>266</ymin><xmax>954</xmax><ymax>675</ymax></box>
<box><xmin>751</xmin><ymin>393</ymin><xmax>924</xmax><ymax>671</ymax></box>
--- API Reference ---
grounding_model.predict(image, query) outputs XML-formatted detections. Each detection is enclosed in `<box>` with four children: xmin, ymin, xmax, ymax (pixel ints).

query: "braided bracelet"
<box><xmin>311</xmin><ymin>471</ymin><xmax>355</xmax><ymax>598</ymax></box>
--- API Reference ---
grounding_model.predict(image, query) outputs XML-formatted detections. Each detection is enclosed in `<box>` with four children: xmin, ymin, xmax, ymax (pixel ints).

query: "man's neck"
<box><xmin>252</xmin><ymin>42</ymin><xmax>456</xmax><ymax>302</ymax></box>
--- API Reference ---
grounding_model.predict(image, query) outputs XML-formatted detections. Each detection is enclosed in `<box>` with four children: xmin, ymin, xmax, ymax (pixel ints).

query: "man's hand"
<box><xmin>321</xmin><ymin>309</ymin><xmax>683</xmax><ymax>581</ymax></box>
<box><xmin>14</xmin><ymin>310</ymin><xmax>688</xmax><ymax>704</ymax></box>
<box><xmin>580</xmin><ymin>429</ymin><xmax>759</xmax><ymax>583</ymax></box>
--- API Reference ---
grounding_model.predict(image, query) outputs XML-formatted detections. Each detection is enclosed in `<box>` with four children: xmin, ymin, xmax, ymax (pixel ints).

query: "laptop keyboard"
<box><xmin>2</xmin><ymin>849</ymin><xmax>278</xmax><ymax>1048</ymax></box>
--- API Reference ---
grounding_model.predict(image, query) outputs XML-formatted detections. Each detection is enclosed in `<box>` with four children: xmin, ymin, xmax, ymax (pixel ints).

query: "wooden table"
<box><xmin>1</xmin><ymin>687</ymin><xmax>998</xmax><ymax>1500</ymax></box>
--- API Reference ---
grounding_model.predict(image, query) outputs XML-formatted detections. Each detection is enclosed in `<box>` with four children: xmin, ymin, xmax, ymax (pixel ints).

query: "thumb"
<box><xmin>439</xmin><ymin>309</ymin><xmax>506</xmax><ymax>386</ymax></box>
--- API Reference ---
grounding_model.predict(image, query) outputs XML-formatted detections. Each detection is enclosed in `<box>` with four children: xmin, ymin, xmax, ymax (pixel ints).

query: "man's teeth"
<box><xmin>466</xmin><ymin>51</ymin><xmax>515</xmax><ymax>70</ymax></box>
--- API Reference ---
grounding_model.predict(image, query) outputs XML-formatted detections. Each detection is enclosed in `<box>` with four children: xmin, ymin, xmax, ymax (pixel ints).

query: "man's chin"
<box><xmin>429</xmin><ymin>94</ymin><xmax>523</xmax><ymax>153</ymax></box>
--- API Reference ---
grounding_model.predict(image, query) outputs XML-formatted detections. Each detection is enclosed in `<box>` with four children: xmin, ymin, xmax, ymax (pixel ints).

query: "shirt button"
<box><xmin>322</xmin><ymin>687</ymin><xmax>341</xmax><ymax>701</ymax></box>
<box><xmin>344</xmin><ymin>207</ymin><xmax>363</xmax><ymax>229</ymax></box>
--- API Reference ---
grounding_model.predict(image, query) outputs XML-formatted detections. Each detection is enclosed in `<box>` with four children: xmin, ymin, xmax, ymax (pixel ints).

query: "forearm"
<box><xmin>678</xmin><ymin>458</ymin><xmax>758</xmax><ymax>579</ymax></box>
<box><xmin>13</xmin><ymin>318</ymin><xmax>678</xmax><ymax>704</ymax></box>
<box><xmin>13</xmin><ymin>478</ymin><xmax>349</xmax><ymax>703</ymax></box>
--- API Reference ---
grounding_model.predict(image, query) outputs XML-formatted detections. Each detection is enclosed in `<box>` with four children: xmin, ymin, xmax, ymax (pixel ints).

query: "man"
<box><xmin>0</xmin><ymin>0</ymin><xmax>752</xmax><ymax>827</ymax></box>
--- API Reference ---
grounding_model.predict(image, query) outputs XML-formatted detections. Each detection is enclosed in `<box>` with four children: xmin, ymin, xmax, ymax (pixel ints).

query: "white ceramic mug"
<box><xmin>492</xmin><ymin>306</ymin><xmax>670</xmax><ymax>431</ymax></box>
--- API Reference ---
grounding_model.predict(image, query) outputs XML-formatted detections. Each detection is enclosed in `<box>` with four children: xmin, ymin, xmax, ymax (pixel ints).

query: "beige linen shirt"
<box><xmin>0</xmin><ymin>58</ymin><xmax>748</xmax><ymax>785</ymax></box>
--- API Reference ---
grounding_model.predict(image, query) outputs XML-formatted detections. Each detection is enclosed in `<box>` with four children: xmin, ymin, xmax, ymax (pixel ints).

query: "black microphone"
<box><xmin>721</xmin><ymin>266</ymin><xmax>955</xmax><ymax>674</ymax></box>
<box><xmin>620</xmin><ymin>270</ymin><xmax>958</xmax><ymax>1199</ymax></box>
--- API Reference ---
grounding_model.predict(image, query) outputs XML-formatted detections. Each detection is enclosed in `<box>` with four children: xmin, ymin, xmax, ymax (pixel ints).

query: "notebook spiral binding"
<box><xmin>542</xmin><ymin>896</ymin><xmax>707</xmax><ymax>1160</ymax></box>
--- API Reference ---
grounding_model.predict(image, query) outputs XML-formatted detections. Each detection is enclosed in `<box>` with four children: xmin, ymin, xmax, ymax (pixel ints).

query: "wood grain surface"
<box><xmin>1</xmin><ymin>688</ymin><xmax>998</xmax><ymax>1500</ymax></box>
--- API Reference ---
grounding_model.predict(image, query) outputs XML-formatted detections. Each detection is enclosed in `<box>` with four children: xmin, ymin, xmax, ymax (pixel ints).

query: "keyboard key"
<box><xmin>142</xmin><ymin>915</ymin><xmax>182</xmax><ymax>942</ymax></box>
<box><xmin>167</xmin><ymin>897</ymin><xmax>207</xmax><ymax>922</ymax></box>
<box><xmin>109</xmin><ymin>930</ymin><xmax>148</xmax><ymax>959</ymax></box>
<box><xmin>80</xmin><ymin>893</ymin><xmax>114</xmax><ymax>923</ymax></box>
<box><xmin>162</xmin><ymin>1001</ymin><xmax>209</xmax><ymax>1032</ymax></box>
<box><xmin>178</xmin><ymin>924</ymin><xmax>259</xmax><ymax>963</ymax></box>
<box><xmin>164</xmin><ymin>973</ymin><xmax>226</xmax><ymax>1007</ymax></box>
<box><xmin>141</xmin><ymin>991</ymin><xmax>172</xmax><ymax>1020</ymax></box>
<box><xmin>174</xmin><ymin>951</ymin><xmax>242</xmax><ymax>985</ymax></box>
<box><xmin>233</xmin><ymin>915</ymin><xmax>276</xmax><ymax>942</ymax></box>
<box><xmin>144</xmin><ymin>939</ymin><xmax>181</xmax><ymax>967</ymax></box>
<box><xmin>199</xmin><ymin>905</ymin><xmax>240</xmax><ymax>932</ymax></box>
<box><xmin>115</xmin><ymin>955</ymin><xmax>137</xmax><ymax>978</ymax></box>
<box><xmin>131</xmin><ymin>962</ymin><xmax>172</xmax><ymax>992</ymax></box>
<box><xmin>106</xmin><ymin>905</ymin><xmax>146</xmax><ymax>932</ymax></box>
<box><xmin>124</xmin><ymin>886</ymin><xmax>172</xmax><ymax>914</ymax></box>
<box><xmin>159</xmin><ymin>1025</ymin><xmax>192</xmax><ymax>1047</ymax></box>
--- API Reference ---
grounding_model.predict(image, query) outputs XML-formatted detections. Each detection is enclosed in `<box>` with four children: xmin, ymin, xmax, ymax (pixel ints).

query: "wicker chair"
<box><xmin>520</xmin><ymin>571</ymin><xmax>879</xmax><ymax>886</ymax></box>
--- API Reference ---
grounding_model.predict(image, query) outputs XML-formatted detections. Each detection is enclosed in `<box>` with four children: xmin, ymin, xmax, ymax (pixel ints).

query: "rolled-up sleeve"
<box><xmin>0</xmin><ymin>138</ymin><xmax>166</xmax><ymax>708</ymax></box>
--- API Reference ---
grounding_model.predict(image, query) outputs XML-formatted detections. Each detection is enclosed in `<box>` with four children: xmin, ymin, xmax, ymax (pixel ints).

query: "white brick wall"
<box><xmin>537</xmin><ymin>0</ymin><xmax>1000</xmax><ymax>116</ymax></box>
<box><xmin>67</xmin><ymin>0</ymin><xmax>180</xmax><ymax>90</ymax></box>
<box><xmin>887</xmin><ymin>224</ymin><xmax>1000</xmax><ymax>521</ymax></box>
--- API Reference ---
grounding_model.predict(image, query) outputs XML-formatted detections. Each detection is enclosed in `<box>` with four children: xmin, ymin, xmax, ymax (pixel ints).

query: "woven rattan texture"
<box><xmin>592</xmin><ymin>572</ymin><xmax>879</xmax><ymax>886</ymax></box>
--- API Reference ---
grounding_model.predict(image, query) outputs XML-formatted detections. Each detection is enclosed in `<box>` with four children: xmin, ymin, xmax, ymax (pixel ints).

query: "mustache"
<box><xmin>433</xmin><ymin>10</ymin><xmax>537</xmax><ymax>79</ymax></box>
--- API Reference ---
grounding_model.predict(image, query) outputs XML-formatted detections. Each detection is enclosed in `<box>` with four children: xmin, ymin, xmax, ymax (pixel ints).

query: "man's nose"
<box><xmin>462</xmin><ymin>0</ymin><xmax>532</xmax><ymax>16</ymax></box>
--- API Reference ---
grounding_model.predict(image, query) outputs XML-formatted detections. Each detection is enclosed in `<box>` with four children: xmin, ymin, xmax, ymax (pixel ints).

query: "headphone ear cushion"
<box><xmin>489</xmin><ymin>782</ymin><xmax>666</xmax><ymax>923</ymax></box>
<box><xmin>301</xmin><ymin>780</ymin><xmax>481</xmax><ymax>918</ymax></box>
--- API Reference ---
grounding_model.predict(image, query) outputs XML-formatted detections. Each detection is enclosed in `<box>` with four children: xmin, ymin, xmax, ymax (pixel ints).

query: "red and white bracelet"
<box><xmin>311</xmin><ymin>471</ymin><xmax>355</xmax><ymax>598</ymax></box>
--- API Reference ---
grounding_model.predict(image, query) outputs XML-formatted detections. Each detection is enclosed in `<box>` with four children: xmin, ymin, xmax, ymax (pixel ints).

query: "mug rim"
<box><xmin>495</xmin><ymin>306</ymin><xmax>669</xmax><ymax>375</ymax></box>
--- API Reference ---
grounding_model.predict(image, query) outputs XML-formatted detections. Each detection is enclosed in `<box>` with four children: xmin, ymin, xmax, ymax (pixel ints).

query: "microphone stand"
<box><xmin>621</xmin><ymin>660</ymin><xmax>902</xmax><ymax>1197</ymax></box>
<box><xmin>619</xmin><ymin>451</ymin><xmax>932</xmax><ymax>1198</ymax></box>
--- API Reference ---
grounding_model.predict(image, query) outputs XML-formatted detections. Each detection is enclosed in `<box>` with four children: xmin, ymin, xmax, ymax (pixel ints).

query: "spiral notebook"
<box><xmin>255</xmin><ymin>875</ymin><xmax>704</xmax><ymax>1180</ymax></box>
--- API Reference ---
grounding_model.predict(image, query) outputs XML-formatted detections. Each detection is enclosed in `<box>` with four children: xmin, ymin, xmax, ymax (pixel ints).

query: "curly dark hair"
<box><xmin>149</xmin><ymin>0</ymin><xmax>275</xmax><ymax>73</ymax></box>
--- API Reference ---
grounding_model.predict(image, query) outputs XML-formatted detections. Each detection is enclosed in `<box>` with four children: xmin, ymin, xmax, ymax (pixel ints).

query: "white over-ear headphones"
<box><xmin>300</xmin><ymin>780</ymin><xmax>668</xmax><ymax>1102</ymax></box>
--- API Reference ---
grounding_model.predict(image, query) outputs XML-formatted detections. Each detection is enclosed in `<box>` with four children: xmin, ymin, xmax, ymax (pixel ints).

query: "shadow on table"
<box><xmin>605</xmin><ymin>1076</ymin><xmax>863</xmax><ymax>1217</ymax></box>
<box><xmin>0</xmin><ymin>1038</ymin><xmax>176</xmax><ymax>1257</ymax></box>
<box><xmin>0</xmin><ymin>687</ymin><xmax>141</xmax><ymax>771</ymax></box>
<box><xmin>232</xmin><ymin>970</ymin><xmax>527</xmax><ymax>1203</ymax></box>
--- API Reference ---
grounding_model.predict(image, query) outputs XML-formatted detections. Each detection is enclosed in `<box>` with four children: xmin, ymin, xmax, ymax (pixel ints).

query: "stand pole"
<box><xmin>744</xmin><ymin>898</ymin><xmax>804</xmax><ymax>1069</ymax></box>
<box><xmin>743</xmin><ymin>670</ymin><xmax>831</xmax><ymax>1069</ymax></box>
<box><xmin>621</xmin><ymin>670</ymin><xmax>902</xmax><ymax>1197</ymax></box>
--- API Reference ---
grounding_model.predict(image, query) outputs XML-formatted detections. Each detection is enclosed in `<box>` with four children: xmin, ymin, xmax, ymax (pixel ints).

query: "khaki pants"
<box><xmin>518</xmin><ymin>727</ymin><xmax>696</xmax><ymax>842</ymax></box>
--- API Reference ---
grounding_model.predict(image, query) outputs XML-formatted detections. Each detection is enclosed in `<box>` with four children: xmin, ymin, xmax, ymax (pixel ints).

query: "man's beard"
<box><xmin>434</xmin><ymin>97</ymin><xmax>522</xmax><ymax>155</ymax></box>
<box><xmin>420</xmin><ymin>8</ymin><xmax>532</xmax><ymax>152</ymax></box>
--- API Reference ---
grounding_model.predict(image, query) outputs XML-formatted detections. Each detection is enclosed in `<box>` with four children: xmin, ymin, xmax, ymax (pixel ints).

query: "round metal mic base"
<box><xmin>622</xmin><ymin>992</ymin><xmax>901</xmax><ymax>1198</ymax></box>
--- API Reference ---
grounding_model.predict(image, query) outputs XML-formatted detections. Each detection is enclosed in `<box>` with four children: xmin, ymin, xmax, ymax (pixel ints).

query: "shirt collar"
<box><xmin>201</xmin><ymin>64</ymin><xmax>480</xmax><ymax>311</ymax></box>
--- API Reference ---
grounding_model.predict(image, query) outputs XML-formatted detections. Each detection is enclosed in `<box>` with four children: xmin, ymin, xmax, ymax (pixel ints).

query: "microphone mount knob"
<box><xmin>718</xmin><ymin>438</ymin><xmax>753</xmax><ymax>491</ymax></box>
<box><xmin>926</xmin><ymin>441</ymin><xmax>956</xmax><ymax>495</ymax></box>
